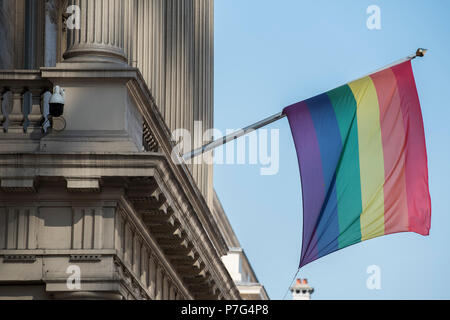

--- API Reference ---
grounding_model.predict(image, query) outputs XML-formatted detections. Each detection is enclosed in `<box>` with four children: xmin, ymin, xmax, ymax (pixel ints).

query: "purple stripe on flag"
<box><xmin>283</xmin><ymin>101</ymin><xmax>326</xmax><ymax>266</ymax></box>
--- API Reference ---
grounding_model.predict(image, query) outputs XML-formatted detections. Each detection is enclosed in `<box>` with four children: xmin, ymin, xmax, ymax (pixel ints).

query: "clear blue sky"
<box><xmin>213</xmin><ymin>0</ymin><xmax>450</xmax><ymax>299</ymax></box>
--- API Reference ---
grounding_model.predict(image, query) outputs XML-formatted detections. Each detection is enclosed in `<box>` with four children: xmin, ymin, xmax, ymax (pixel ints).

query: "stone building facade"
<box><xmin>0</xmin><ymin>0</ymin><xmax>267</xmax><ymax>300</ymax></box>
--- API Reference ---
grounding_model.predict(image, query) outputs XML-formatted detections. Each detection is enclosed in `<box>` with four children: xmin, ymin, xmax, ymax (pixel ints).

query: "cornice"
<box><xmin>0</xmin><ymin>153</ymin><xmax>240</xmax><ymax>300</ymax></box>
<box><xmin>39</xmin><ymin>63</ymin><xmax>230</xmax><ymax>257</ymax></box>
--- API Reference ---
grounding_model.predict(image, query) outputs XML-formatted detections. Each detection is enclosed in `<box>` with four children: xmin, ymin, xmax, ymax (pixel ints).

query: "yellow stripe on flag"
<box><xmin>349</xmin><ymin>77</ymin><xmax>386</xmax><ymax>241</ymax></box>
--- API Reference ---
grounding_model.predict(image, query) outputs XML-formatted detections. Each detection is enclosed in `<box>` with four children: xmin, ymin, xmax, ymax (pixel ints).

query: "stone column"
<box><xmin>155</xmin><ymin>266</ymin><xmax>162</xmax><ymax>300</ymax></box>
<box><xmin>148</xmin><ymin>255</ymin><xmax>156</xmax><ymax>299</ymax></box>
<box><xmin>0</xmin><ymin>0</ymin><xmax>16</xmax><ymax>69</ymax></box>
<box><xmin>192</xmin><ymin>0</ymin><xmax>214</xmax><ymax>208</ymax></box>
<box><xmin>63</xmin><ymin>0</ymin><xmax>126</xmax><ymax>63</ymax></box>
<box><xmin>44</xmin><ymin>0</ymin><xmax>59</xmax><ymax>67</ymax></box>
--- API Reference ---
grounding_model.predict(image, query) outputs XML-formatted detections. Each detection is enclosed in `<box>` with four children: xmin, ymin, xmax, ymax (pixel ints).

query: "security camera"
<box><xmin>49</xmin><ymin>86</ymin><xmax>65</xmax><ymax>117</ymax></box>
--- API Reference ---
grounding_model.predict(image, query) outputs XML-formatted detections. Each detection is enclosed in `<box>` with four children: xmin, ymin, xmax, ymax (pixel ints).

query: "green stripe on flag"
<box><xmin>327</xmin><ymin>85</ymin><xmax>363</xmax><ymax>248</ymax></box>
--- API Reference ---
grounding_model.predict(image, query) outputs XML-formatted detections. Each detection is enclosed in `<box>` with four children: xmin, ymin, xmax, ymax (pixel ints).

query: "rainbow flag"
<box><xmin>283</xmin><ymin>61</ymin><xmax>431</xmax><ymax>268</ymax></box>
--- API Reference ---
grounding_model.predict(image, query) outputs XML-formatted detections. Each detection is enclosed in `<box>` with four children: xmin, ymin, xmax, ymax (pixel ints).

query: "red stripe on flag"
<box><xmin>391</xmin><ymin>61</ymin><xmax>431</xmax><ymax>235</ymax></box>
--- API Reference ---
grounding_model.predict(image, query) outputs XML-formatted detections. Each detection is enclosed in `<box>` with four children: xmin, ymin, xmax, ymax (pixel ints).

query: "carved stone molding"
<box><xmin>52</xmin><ymin>292</ymin><xmax>123</xmax><ymax>300</ymax></box>
<box><xmin>0</xmin><ymin>178</ymin><xmax>36</xmax><ymax>193</ymax></box>
<box><xmin>0</xmin><ymin>153</ymin><xmax>241</xmax><ymax>300</ymax></box>
<box><xmin>3</xmin><ymin>254</ymin><xmax>37</xmax><ymax>263</ymax></box>
<box><xmin>66</xmin><ymin>177</ymin><xmax>101</xmax><ymax>193</ymax></box>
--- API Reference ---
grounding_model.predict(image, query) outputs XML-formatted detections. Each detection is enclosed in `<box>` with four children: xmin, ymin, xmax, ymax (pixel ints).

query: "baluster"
<box><xmin>0</xmin><ymin>89</ymin><xmax>4</xmax><ymax>128</ymax></box>
<box><xmin>8</xmin><ymin>88</ymin><xmax>26</xmax><ymax>133</ymax></box>
<box><xmin>41</xmin><ymin>91</ymin><xmax>52</xmax><ymax>133</ymax></box>
<box><xmin>1</xmin><ymin>90</ymin><xmax>12</xmax><ymax>132</ymax></box>
<box><xmin>22</xmin><ymin>91</ymin><xmax>32</xmax><ymax>132</ymax></box>
<box><xmin>27</xmin><ymin>88</ymin><xmax>45</xmax><ymax>133</ymax></box>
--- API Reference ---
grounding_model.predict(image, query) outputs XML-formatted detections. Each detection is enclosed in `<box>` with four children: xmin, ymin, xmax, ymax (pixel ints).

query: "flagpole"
<box><xmin>182</xmin><ymin>48</ymin><xmax>427</xmax><ymax>161</ymax></box>
<box><xmin>182</xmin><ymin>111</ymin><xmax>286</xmax><ymax>161</ymax></box>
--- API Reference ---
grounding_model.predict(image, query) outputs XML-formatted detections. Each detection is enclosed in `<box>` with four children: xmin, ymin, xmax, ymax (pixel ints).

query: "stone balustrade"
<box><xmin>0</xmin><ymin>69</ymin><xmax>161</xmax><ymax>154</ymax></box>
<box><xmin>0</xmin><ymin>71</ymin><xmax>52</xmax><ymax>135</ymax></box>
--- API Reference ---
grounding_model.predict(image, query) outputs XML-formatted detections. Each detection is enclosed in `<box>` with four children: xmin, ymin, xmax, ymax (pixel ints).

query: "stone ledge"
<box><xmin>66</xmin><ymin>177</ymin><xmax>100</xmax><ymax>193</ymax></box>
<box><xmin>2</xmin><ymin>255</ymin><xmax>37</xmax><ymax>263</ymax></box>
<box><xmin>0</xmin><ymin>178</ymin><xmax>36</xmax><ymax>193</ymax></box>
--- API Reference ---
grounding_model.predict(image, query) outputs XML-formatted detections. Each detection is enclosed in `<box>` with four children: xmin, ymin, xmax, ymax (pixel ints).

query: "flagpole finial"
<box><xmin>416</xmin><ymin>48</ymin><xmax>428</xmax><ymax>57</ymax></box>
